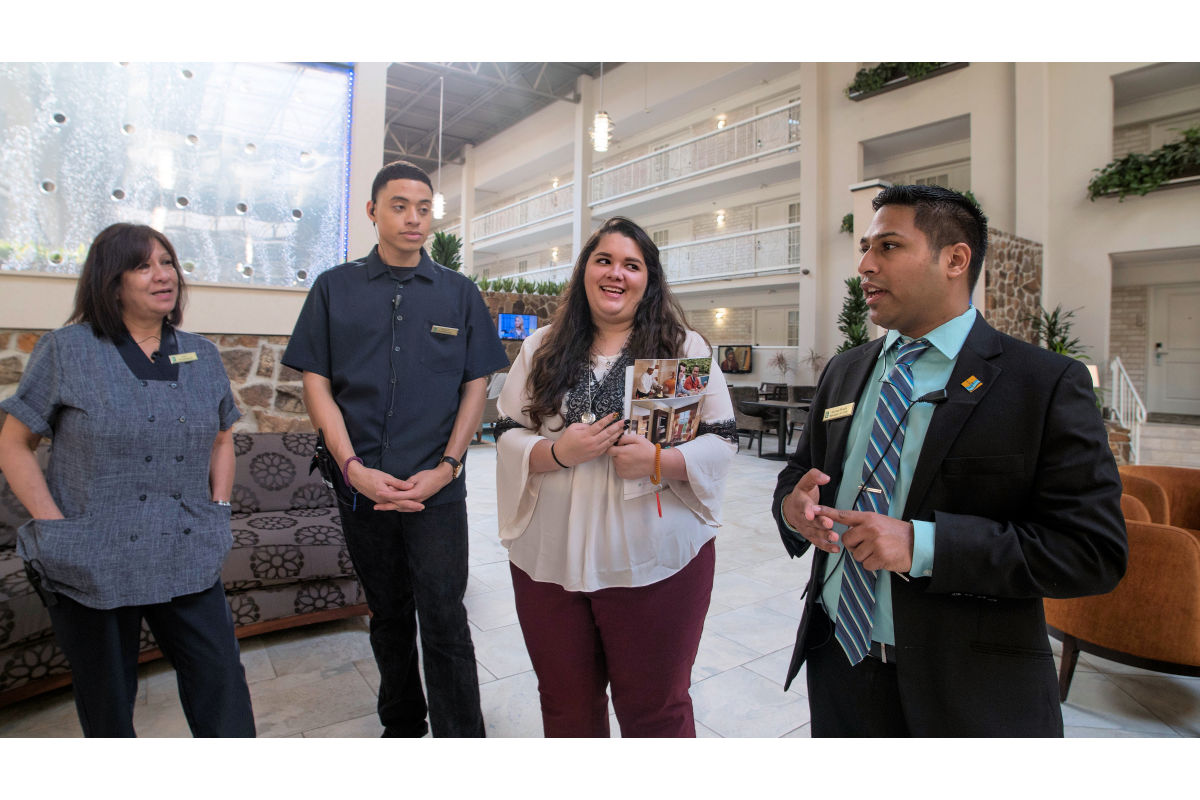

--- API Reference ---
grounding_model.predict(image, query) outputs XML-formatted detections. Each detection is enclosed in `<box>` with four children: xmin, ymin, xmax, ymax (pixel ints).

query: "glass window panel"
<box><xmin>0</xmin><ymin>62</ymin><xmax>352</xmax><ymax>288</ymax></box>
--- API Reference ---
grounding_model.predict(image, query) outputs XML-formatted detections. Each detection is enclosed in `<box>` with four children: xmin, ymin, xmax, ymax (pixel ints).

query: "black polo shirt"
<box><xmin>282</xmin><ymin>246</ymin><xmax>508</xmax><ymax>506</ymax></box>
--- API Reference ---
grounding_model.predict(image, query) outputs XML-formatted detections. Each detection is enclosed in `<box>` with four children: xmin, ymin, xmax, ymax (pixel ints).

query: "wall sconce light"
<box><xmin>551</xmin><ymin>247</ymin><xmax>559</xmax><ymax>263</ymax></box>
<box><xmin>551</xmin><ymin>177</ymin><xmax>559</xmax><ymax>189</ymax></box>
<box><xmin>714</xmin><ymin>308</ymin><xmax>727</xmax><ymax>322</ymax></box>
<box><xmin>716</xmin><ymin>114</ymin><xmax>727</xmax><ymax>130</ymax></box>
<box><xmin>716</xmin><ymin>210</ymin><xmax>726</xmax><ymax>226</ymax></box>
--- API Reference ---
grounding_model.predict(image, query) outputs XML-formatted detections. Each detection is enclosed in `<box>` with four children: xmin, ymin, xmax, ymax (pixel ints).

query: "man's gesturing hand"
<box><xmin>813</xmin><ymin>507</ymin><xmax>914</xmax><ymax>573</ymax></box>
<box><xmin>780</xmin><ymin>468</ymin><xmax>840</xmax><ymax>553</ymax></box>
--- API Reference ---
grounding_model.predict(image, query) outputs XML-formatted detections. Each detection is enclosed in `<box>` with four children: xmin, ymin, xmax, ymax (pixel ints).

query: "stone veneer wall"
<box><xmin>0</xmin><ymin>291</ymin><xmax>562</xmax><ymax>434</ymax></box>
<box><xmin>984</xmin><ymin>227</ymin><xmax>1043</xmax><ymax>342</ymax></box>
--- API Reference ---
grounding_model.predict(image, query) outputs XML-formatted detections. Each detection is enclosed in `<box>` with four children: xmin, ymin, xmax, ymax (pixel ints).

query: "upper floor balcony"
<box><xmin>589</xmin><ymin>99</ymin><xmax>801</xmax><ymax>208</ymax></box>
<box><xmin>463</xmin><ymin>96</ymin><xmax>802</xmax><ymax>251</ymax></box>
<box><xmin>479</xmin><ymin>221</ymin><xmax>802</xmax><ymax>288</ymax></box>
<box><xmin>472</xmin><ymin>182</ymin><xmax>575</xmax><ymax>243</ymax></box>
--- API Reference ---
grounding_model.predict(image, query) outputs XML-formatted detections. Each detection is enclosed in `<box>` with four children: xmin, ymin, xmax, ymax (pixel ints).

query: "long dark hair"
<box><xmin>524</xmin><ymin>217</ymin><xmax>693</xmax><ymax>429</ymax></box>
<box><xmin>68</xmin><ymin>223</ymin><xmax>186</xmax><ymax>340</ymax></box>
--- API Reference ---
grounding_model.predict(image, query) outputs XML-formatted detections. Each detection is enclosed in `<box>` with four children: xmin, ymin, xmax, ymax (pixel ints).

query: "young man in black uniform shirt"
<box><xmin>284</xmin><ymin>161</ymin><xmax>508</xmax><ymax>737</ymax></box>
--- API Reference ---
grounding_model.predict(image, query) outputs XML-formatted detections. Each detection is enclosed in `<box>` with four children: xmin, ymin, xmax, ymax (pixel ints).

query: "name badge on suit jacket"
<box><xmin>823</xmin><ymin>402</ymin><xmax>855</xmax><ymax>422</ymax></box>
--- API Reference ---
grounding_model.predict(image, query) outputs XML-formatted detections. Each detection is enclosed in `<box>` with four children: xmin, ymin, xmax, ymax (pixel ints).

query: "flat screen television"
<box><xmin>498</xmin><ymin>313</ymin><xmax>537</xmax><ymax>341</ymax></box>
<box><xmin>718</xmin><ymin>345</ymin><xmax>752</xmax><ymax>374</ymax></box>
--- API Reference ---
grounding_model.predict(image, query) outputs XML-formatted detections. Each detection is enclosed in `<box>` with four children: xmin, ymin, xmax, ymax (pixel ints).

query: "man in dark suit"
<box><xmin>772</xmin><ymin>185</ymin><xmax>1126</xmax><ymax>736</ymax></box>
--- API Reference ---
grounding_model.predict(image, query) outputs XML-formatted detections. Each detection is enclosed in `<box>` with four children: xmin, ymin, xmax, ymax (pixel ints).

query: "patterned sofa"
<box><xmin>0</xmin><ymin>431</ymin><xmax>367</xmax><ymax>708</ymax></box>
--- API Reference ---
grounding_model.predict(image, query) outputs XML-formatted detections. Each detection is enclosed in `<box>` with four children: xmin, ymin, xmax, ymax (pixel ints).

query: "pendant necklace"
<box><xmin>582</xmin><ymin>334</ymin><xmax>628</xmax><ymax>424</ymax></box>
<box><xmin>582</xmin><ymin>351</ymin><xmax>619</xmax><ymax>424</ymax></box>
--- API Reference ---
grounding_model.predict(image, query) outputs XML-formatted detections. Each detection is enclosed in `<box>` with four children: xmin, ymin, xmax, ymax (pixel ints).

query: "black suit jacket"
<box><xmin>772</xmin><ymin>315</ymin><xmax>1127</xmax><ymax>736</ymax></box>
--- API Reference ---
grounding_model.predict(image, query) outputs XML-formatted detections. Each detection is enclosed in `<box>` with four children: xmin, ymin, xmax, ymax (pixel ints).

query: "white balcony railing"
<box><xmin>661</xmin><ymin>223</ymin><xmax>801</xmax><ymax>284</ymax></box>
<box><xmin>589</xmin><ymin>100</ymin><xmax>801</xmax><ymax>206</ymax></box>
<box><xmin>478</xmin><ymin>223</ymin><xmax>802</xmax><ymax>287</ymax></box>
<box><xmin>1110</xmin><ymin>356</ymin><xmax>1147</xmax><ymax>464</ymax></box>
<box><xmin>472</xmin><ymin>182</ymin><xmax>574</xmax><ymax>241</ymax></box>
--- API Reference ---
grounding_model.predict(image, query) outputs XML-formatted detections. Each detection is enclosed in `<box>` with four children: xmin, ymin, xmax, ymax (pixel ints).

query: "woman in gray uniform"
<box><xmin>0</xmin><ymin>223</ymin><xmax>254</xmax><ymax>737</ymax></box>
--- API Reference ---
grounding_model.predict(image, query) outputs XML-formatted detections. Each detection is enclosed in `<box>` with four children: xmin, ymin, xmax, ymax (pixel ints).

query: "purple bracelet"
<box><xmin>342</xmin><ymin>456</ymin><xmax>364</xmax><ymax>486</ymax></box>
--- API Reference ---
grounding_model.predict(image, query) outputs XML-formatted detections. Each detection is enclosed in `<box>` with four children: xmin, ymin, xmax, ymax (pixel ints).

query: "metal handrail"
<box><xmin>1109</xmin><ymin>356</ymin><xmax>1147</xmax><ymax>464</ymax></box>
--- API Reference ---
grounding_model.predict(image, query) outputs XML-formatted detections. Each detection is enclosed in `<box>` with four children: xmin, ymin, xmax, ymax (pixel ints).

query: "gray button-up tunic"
<box><xmin>1</xmin><ymin>323</ymin><xmax>240</xmax><ymax>609</ymax></box>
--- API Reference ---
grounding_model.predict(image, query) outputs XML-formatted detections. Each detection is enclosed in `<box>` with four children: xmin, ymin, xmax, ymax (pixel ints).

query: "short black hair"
<box><xmin>68</xmin><ymin>223</ymin><xmax>186</xmax><ymax>340</ymax></box>
<box><xmin>872</xmin><ymin>184</ymin><xmax>988</xmax><ymax>291</ymax></box>
<box><xmin>371</xmin><ymin>160</ymin><xmax>433</xmax><ymax>203</ymax></box>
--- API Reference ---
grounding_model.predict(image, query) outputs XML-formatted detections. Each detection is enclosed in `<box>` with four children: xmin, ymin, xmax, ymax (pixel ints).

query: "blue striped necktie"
<box><xmin>834</xmin><ymin>337</ymin><xmax>932</xmax><ymax>665</ymax></box>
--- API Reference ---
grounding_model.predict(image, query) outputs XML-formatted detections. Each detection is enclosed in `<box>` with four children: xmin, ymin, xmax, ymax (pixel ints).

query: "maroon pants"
<box><xmin>510</xmin><ymin>539</ymin><xmax>715</xmax><ymax>738</ymax></box>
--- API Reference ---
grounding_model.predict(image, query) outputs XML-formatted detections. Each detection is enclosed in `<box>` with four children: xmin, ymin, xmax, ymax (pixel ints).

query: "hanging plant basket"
<box><xmin>1088</xmin><ymin>127</ymin><xmax>1200</xmax><ymax>201</ymax></box>
<box><xmin>845</xmin><ymin>62</ymin><xmax>968</xmax><ymax>101</ymax></box>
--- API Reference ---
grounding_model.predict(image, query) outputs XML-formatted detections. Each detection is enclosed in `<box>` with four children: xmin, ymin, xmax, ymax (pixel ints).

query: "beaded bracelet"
<box><xmin>652</xmin><ymin>443</ymin><xmax>663</xmax><ymax>518</ymax></box>
<box><xmin>342</xmin><ymin>455</ymin><xmax>364</xmax><ymax>486</ymax></box>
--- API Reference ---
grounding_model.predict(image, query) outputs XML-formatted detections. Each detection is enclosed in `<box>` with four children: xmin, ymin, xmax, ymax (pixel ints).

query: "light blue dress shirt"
<box><xmin>818</xmin><ymin>307</ymin><xmax>976</xmax><ymax>646</ymax></box>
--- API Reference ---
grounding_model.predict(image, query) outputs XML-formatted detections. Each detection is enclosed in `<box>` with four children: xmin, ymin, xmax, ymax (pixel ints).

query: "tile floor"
<box><xmin>1</xmin><ymin>442</ymin><xmax>1197</xmax><ymax>738</ymax></box>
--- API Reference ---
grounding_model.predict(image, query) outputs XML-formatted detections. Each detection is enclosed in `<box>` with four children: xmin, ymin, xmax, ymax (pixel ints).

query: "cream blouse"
<box><xmin>495</xmin><ymin>326</ymin><xmax>737</xmax><ymax>592</ymax></box>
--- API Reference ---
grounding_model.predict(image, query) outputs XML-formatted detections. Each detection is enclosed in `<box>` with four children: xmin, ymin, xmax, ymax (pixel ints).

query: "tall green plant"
<box><xmin>1026</xmin><ymin>304</ymin><xmax>1088</xmax><ymax>358</ymax></box>
<box><xmin>429</xmin><ymin>231</ymin><xmax>463</xmax><ymax>271</ymax></box>
<box><xmin>836</xmin><ymin>276</ymin><xmax>871</xmax><ymax>354</ymax></box>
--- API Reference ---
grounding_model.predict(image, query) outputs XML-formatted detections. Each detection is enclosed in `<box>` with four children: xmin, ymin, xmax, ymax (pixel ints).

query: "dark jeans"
<box><xmin>339</xmin><ymin>498</ymin><xmax>485</xmax><ymax>737</ymax></box>
<box><xmin>47</xmin><ymin>580</ymin><xmax>255</xmax><ymax>737</ymax></box>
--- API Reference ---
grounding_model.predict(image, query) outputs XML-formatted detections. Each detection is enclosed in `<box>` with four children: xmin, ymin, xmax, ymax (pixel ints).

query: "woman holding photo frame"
<box><xmin>493</xmin><ymin>217</ymin><xmax>737</xmax><ymax>737</ymax></box>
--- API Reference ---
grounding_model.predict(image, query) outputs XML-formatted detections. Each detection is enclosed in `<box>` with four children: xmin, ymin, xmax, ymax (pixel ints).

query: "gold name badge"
<box><xmin>169</xmin><ymin>352</ymin><xmax>198</xmax><ymax>364</ymax></box>
<box><xmin>431</xmin><ymin>325</ymin><xmax>459</xmax><ymax>336</ymax></box>
<box><xmin>823</xmin><ymin>402</ymin><xmax>855</xmax><ymax>422</ymax></box>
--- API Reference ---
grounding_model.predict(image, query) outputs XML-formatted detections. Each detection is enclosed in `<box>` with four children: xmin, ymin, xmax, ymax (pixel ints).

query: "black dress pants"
<box><xmin>805</xmin><ymin>604</ymin><xmax>909</xmax><ymax>737</ymax></box>
<box><xmin>47</xmin><ymin>580</ymin><xmax>255</xmax><ymax>737</ymax></box>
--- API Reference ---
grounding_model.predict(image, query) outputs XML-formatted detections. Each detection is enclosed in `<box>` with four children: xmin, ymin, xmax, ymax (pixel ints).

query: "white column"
<box><xmin>572</xmin><ymin>73</ymin><xmax>596</xmax><ymax>258</ymax></box>
<box><xmin>797</xmin><ymin>62</ymin><xmax>822</xmax><ymax>361</ymax></box>
<box><xmin>460</xmin><ymin>143</ymin><xmax>476</xmax><ymax>274</ymax></box>
<box><xmin>347</xmin><ymin>62</ymin><xmax>388</xmax><ymax>258</ymax></box>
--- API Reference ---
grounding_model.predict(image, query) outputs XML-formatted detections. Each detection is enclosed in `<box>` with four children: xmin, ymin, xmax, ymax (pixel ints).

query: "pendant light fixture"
<box><xmin>433</xmin><ymin>75</ymin><xmax>446</xmax><ymax>220</ymax></box>
<box><xmin>592</xmin><ymin>62</ymin><xmax>611</xmax><ymax>153</ymax></box>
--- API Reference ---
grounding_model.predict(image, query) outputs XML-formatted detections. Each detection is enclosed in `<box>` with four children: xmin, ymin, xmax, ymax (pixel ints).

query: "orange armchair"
<box><xmin>1119</xmin><ymin>465</ymin><xmax>1200</xmax><ymax>532</ymax></box>
<box><xmin>1116</xmin><ymin>472</ymin><xmax>1169</xmax><ymax>525</ymax></box>
<box><xmin>1045</xmin><ymin>512</ymin><xmax>1200</xmax><ymax>701</ymax></box>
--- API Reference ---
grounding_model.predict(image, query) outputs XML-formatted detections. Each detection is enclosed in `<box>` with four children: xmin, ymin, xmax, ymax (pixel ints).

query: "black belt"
<box><xmin>866</xmin><ymin>641</ymin><xmax>898</xmax><ymax>664</ymax></box>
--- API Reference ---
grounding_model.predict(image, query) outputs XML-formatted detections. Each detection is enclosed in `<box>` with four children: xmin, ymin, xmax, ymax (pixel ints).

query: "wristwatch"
<box><xmin>439</xmin><ymin>455</ymin><xmax>463</xmax><ymax>479</ymax></box>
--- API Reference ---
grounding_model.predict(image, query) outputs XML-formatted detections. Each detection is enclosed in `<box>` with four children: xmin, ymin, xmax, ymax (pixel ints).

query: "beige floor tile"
<box><xmin>470</xmin><ymin>622</ymin><xmax>533</xmax><ymax>679</ymax></box>
<box><xmin>704</xmin><ymin>605</ymin><xmax>802</xmax><ymax>656</ymax></box>
<box><xmin>248</xmin><ymin>662</ymin><xmax>378</xmax><ymax>738</ymax></box>
<box><xmin>691</xmin><ymin>631</ymin><xmax>763</xmax><ymax>683</ymax></box>
<box><xmin>263</xmin><ymin>619</ymin><xmax>374</xmax><ymax>678</ymax></box>
<box><xmin>464</xmin><ymin>586</ymin><xmax>519</xmax><ymax>631</ymax></box>
<box><xmin>303</xmin><ymin>712</ymin><xmax>385</xmax><ymax>737</ymax></box>
<box><xmin>479</xmin><ymin>670</ymin><xmax>543</xmax><ymax>738</ymax></box>
<box><xmin>691</xmin><ymin>666</ymin><xmax>810</xmax><ymax>738</ymax></box>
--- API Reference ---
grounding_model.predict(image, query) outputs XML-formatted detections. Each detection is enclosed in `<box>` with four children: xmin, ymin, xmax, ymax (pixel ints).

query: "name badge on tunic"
<box><xmin>823</xmin><ymin>402</ymin><xmax>855</xmax><ymax>422</ymax></box>
<box><xmin>169</xmin><ymin>352</ymin><xmax>198</xmax><ymax>364</ymax></box>
<box><xmin>431</xmin><ymin>325</ymin><xmax>459</xmax><ymax>336</ymax></box>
